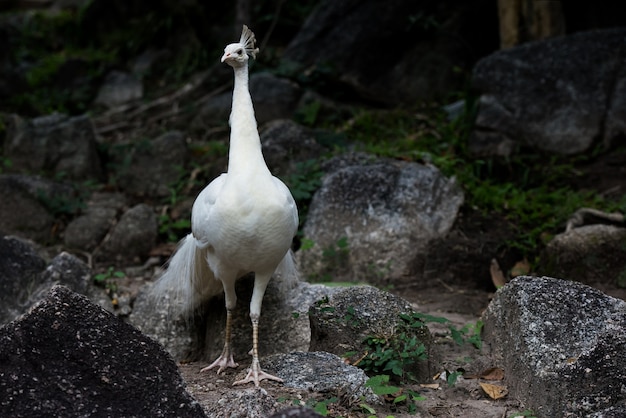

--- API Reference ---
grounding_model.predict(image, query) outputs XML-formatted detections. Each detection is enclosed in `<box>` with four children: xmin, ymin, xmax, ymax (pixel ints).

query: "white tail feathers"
<box><xmin>151</xmin><ymin>234</ymin><xmax>300</xmax><ymax>319</ymax></box>
<box><xmin>240</xmin><ymin>25</ymin><xmax>259</xmax><ymax>59</ymax></box>
<box><xmin>150</xmin><ymin>233</ymin><xmax>221</xmax><ymax>318</ymax></box>
<box><xmin>273</xmin><ymin>249</ymin><xmax>300</xmax><ymax>293</ymax></box>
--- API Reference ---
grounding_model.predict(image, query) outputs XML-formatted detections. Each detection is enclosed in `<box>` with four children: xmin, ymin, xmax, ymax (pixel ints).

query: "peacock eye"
<box><xmin>236</xmin><ymin>49</ymin><xmax>243</xmax><ymax>55</ymax></box>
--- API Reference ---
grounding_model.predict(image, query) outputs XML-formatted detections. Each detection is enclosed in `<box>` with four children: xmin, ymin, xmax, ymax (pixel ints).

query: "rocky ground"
<box><xmin>143</xmin><ymin>147</ymin><xmax>625</xmax><ymax>418</ymax></box>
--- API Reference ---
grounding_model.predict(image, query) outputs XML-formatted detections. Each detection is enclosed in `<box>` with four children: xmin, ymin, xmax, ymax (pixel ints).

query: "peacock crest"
<box><xmin>239</xmin><ymin>25</ymin><xmax>259</xmax><ymax>59</ymax></box>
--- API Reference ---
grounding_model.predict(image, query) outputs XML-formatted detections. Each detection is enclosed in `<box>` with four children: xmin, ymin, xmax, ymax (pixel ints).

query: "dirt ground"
<box><xmin>177</xmin><ymin>283</ymin><xmax>528</xmax><ymax>418</ymax></box>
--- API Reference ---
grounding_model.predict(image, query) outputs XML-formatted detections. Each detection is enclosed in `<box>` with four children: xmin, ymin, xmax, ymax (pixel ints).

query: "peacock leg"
<box><xmin>201</xmin><ymin>277</ymin><xmax>238</xmax><ymax>373</ymax></box>
<box><xmin>233</xmin><ymin>274</ymin><xmax>282</xmax><ymax>386</ymax></box>
<box><xmin>200</xmin><ymin>309</ymin><xmax>238</xmax><ymax>373</ymax></box>
<box><xmin>232</xmin><ymin>316</ymin><xmax>282</xmax><ymax>386</ymax></box>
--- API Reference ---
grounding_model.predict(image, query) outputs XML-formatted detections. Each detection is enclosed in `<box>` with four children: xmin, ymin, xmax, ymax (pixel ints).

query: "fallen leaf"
<box><xmin>419</xmin><ymin>383</ymin><xmax>440</xmax><ymax>389</ymax></box>
<box><xmin>479</xmin><ymin>367</ymin><xmax>505</xmax><ymax>380</ymax></box>
<box><xmin>490</xmin><ymin>258</ymin><xmax>507</xmax><ymax>288</ymax></box>
<box><xmin>510</xmin><ymin>258</ymin><xmax>531</xmax><ymax>277</ymax></box>
<box><xmin>479</xmin><ymin>382</ymin><xmax>508</xmax><ymax>400</ymax></box>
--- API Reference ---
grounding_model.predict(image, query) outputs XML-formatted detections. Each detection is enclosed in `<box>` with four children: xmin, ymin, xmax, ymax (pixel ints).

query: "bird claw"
<box><xmin>233</xmin><ymin>365</ymin><xmax>283</xmax><ymax>387</ymax></box>
<box><xmin>200</xmin><ymin>354</ymin><xmax>238</xmax><ymax>374</ymax></box>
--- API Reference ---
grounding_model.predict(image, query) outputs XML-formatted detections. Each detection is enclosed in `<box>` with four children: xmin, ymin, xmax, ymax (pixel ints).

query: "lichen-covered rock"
<box><xmin>308</xmin><ymin>285</ymin><xmax>433</xmax><ymax>381</ymax></box>
<box><xmin>297</xmin><ymin>152</ymin><xmax>464</xmax><ymax>285</ymax></box>
<box><xmin>0</xmin><ymin>235</ymin><xmax>47</xmax><ymax>325</ymax></box>
<box><xmin>64</xmin><ymin>192</ymin><xmax>126</xmax><ymax>251</ymax></box>
<box><xmin>111</xmin><ymin>130</ymin><xmax>189</xmax><ymax>198</ymax></box>
<box><xmin>471</xmin><ymin>28</ymin><xmax>626</xmax><ymax>156</ymax></box>
<box><xmin>0</xmin><ymin>285</ymin><xmax>206</xmax><ymax>418</ymax></box>
<box><xmin>95</xmin><ymin>203</ymin><xmax>158</xmax><ymax>263</ymax></box>
<box><xmin>541</xmin><ymin>224</ymin><xmax>626</xmax><ymax>288</ymax></box>
<box><xmin>482</xmin><ymin>276</ymin><xmax>626</xmax><ymax>417</ymax></box>
<box><xmin>4</xmin><ymin>113</ymin><xmax>103</xmax><ymax>180</ymax></box>
<box><xmin>263</xmin><ymin>351</ymin><xmax>379</xmax><ymax>405</ymax></box>
<box><xmin>131</xmin><ymin>278</ymin><xmax>337</xmax><ymax>363</ymax></box>
<box><xmin>0</xmin><ymin>174</ymin><xmax>75</xmax><ymax>243</ymax></box>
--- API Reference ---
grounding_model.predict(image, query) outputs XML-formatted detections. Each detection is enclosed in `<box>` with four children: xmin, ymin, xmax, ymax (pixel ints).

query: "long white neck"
<box><xmin>227</xmin><ymin>64</ymin><xmax>269</xmax><ymax>176</ymax></box>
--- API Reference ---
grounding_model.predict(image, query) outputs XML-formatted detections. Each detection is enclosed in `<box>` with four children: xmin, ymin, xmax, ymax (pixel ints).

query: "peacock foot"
<box><xmin>200</xmin><ymin>352</ymin><xmax>238</xmax><ymax>374</ymax></box>
<box><xmin>232</xmin><ymin>361</ymin><xmax>283</xmax><ymax>387</ymax></box>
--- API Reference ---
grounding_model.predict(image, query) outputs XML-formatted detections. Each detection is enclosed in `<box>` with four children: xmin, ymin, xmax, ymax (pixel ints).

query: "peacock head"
<box><xmin>221</xmin><ymin>25</ymin><xmax>259</xmax><ymax>68</ymax></box>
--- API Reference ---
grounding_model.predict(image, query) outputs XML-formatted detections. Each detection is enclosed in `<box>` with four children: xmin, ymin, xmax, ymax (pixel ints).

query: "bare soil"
<box><xmin>178</xmin><ymin>284</ymin><xmax>528</xmax><ymax>418</ymax></box>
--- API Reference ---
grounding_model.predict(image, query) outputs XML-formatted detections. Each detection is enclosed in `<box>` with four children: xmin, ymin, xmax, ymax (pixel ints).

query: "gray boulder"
<box><xmin>0</xmin><ymin>234</ymin><xmax>113</xmax><ymax>326</ymax></box>
<box><xmin>542</xmin><ymin>224</ymin><xmax>626</xmax><ymax>290</ymax></box>
<box><xmin>193</xmin><ymin>72</ymin><xmax>303</xmax><ymax>129</ymax></box>
<box><xmin>4</xmin><ymin>113</ymin><xmax>103</xmax><ymax>180</ymax></box>
<box><xmin>63</xmin><ymin>192</ymin><xmax>127</xmax><ymax>252</ymax></box>
<box><xmin>94</xmin><ymin>70</ymin><xmax>144</xmax><ymax>108</ymax></box>
<box><xmin>130</xmin><ymin>277</ymin><xmax>337</xmax><ymax>362</ymax></box>
<box><xmin>308</xmin><ymin>285</ymin><xmax>433</xmax><ymax>382</ymax></box>
<box><xmin>471</xmin><ymin>28</ymin><xmax>626</xmax><ymax>156</ymax></box>
<box><xmin>297</xmin><ymin>152</ymin><xmax>464</xmax><ymax>285</ymax></box>
<box><xmin>482</xmin><ymin>276</ymin><xmax>626</xmax><ymax>417</ymax></box>
<box><xmin>203</xmin><ymin>387</ymin><xmax>276</xmax><ymax>418</ymax></box>
<box><xmin>111</xmin><ymin>130</ymin><xmax>189</xmax><ymax>198</ymax></box>
<box><xmin>282</xmin><ymin>0</ymin><xmax>495</xmax><ymax>105</ymax></box>
<box><xmin>263</xmin><ymin>351</ymin><xmax>379</xmax><ymax>404</ymax></box>
<box><xmin>95</xmin><ymin>203</ymin><xmax>158</xmax><ymax>263</ymax></box>
<box><xmin>0</xmin><ymin>285</ymin><xmax>206</xmax><ymax>418</ymax></box>
<box><xmin>0</xmin><ymin>174</ymin><xmax>76</xmax><ymax>243</ymax></box>
<box><xmin>0</xmin><ymin>235</ymin><xmax>47</xmax><ymax>325</ymax></box>
<box><xmin>260</xmin><ymin>119</ymin><xmax>326</xmax><ymax>178</ymax></box>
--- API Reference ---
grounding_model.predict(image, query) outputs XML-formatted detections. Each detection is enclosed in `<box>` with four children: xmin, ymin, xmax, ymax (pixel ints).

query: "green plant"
<box><xmin>0</xmin><ymin>157</ymin><xmax>12</xmax><ymax>174</ymax></box>
<box><xmin>363</xmin><ymin>375</ymin><xmax>424</xmax><ymax>415</ymax></box>
<box><xmin>449</xmin><ymin>320</ymin><xmax>484</xmax><ymax>349</ymax></box>
<box><xmin>158</xmin><ymin>215</ymin><xmax>191</xmax><ymax>243</ymax></box>
<box><xmin>36</xmin><ymin>188</ymin><xmax>86</xmax><ymax>218</ymax></box>
<box><xmin>295</xmin><ymin>100</ymin><xmax>321</xmax><ymax>126</ymax></box>
<box><xmin>357</xmin><ymin>313</ymin><xmax>431</xmax><ymax>382</ymax></box>
<box><xmin>284</xmin><ymin>159</ymin><xmax>324</xmax><ymax>202</ymax></box>
<box><xmin>93</xmin><ymin>267</ymin><xmax>125</xmax><ymax>292</ymax></box>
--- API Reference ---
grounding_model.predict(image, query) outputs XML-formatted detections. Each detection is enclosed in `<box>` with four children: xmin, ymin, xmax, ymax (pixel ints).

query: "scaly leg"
<box><xmin>200</xmin><ymin>309</ymin><xmax>238</xmax><ymax>373</ymax></box>
<box><xmin>201</xmin><ymin>276</ymin><xmax>238</xmax><ymax>374</ymax></box>
<box><xmin>233</xmin><ymin>315</ymin><xmax>282</xmax><ymax>386</ymax></box>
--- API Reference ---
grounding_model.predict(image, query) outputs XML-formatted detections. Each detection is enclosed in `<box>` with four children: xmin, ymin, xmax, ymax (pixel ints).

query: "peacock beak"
<box><xmin>221</xmin><ymin>52</ymin><xmax>230</xmax><ymax>63</ymax></box>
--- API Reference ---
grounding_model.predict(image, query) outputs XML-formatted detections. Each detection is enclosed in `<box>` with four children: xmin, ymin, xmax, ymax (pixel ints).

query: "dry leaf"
<box><xmin>420</xmin><ymin>383</ymin><xmax>440</xmax><ymax>389</ymax></box>
<box><xmin>479</xmin><ymin>367</ymin><xmax>505</xmax><ymax>380</ymax></box>
<box><xmin>510</xmin><ymin>258</ymin><xmax>531</xmax><ymax>277</ymax></box>
<box><xmin>490</xmin><ymin>258</ymin><xmax>507</xmax><ymax>288</ymax></box>
<box><xmin>479</xmin><ymin>382</ymin><xmax>508</xmax><ymax>400</ymax></box>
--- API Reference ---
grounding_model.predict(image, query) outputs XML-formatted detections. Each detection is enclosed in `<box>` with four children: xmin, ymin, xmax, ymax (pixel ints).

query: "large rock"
<box><xmin>0</xmin><ymin>234</ymin><xmax>113</xmax><ymax>326</ymax></box>
<box><xmin>308</xmin><ymin>285</ymin><xmax>433</xmax><ymax>381</ymax></box>
<box><xmin>0</xmin><ymin>285</ymin><xmax>206</xmax><ymax>418</ymax></box>
<box><xmin>542</xmin><ymin>224</ymin><xmax>626</xmax><ymax>292</ymax></box>
<box><xmin>4</xmin><ymin>113</ymin><xmax>103</xmax><ymax>180</ymax></box>
<box><xmin>95</xmin><ymin>203</ymin><xmax>158</xmax><ymax>263</ymax></box>
<box><xmin>260</xmin><ymin>119</ymin><xmax>326</xmax><ymax>178</ymax></box>
<box><xmin>63</xmin><ymin>192</ymin><xmax>127</xmax><ymax>252</ymax></box>
<box><xmin>0</xmin><ymin>174</ymin><xmax>75</xmax><ymax>243</ymax></box>
<box><xmin>482</xmin><ymin>276</ymin><xmax>626</xmax><ymax>417</ymax></box>
<box><xmin>94</xmin><ymin>70</ymin><xmax>143</xmax><ymax>108</ymax></box>
<box><xmin>111</xmin><ymin>130</ymin><xmax>189</xmax><ymax>198</ymax></box>
<box><xmin>263</xmin><ymin>351</ymin><xmax>379</xmax><ymax>404</ymax></box>
<box><xmin>193</xmin><ymin>72</ymin><xmax>303</xmax><ymax>129</ymax></box>
<box><xmin>130</xmin><ymin>277</ymin><xmax>337</xmax><ymax>362</ymax></box>
<box><xmin>282</xmin><ymin>0</ymin><xmax>497</xmax><ymax>105</ymax></box>
<box><xmin>471</xmin><ymin>28</ymin><xmax>626</xmax><ymax>156</ymax></box>
<box><xmin>297</xmin><ymin>152</ymin><xmax>464</xmax><ymax>285</ymax></box>
<box><xmin>0</xmin><ymin>235</ymin><xmax>47</xmax><ymax>325</ymax></box>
